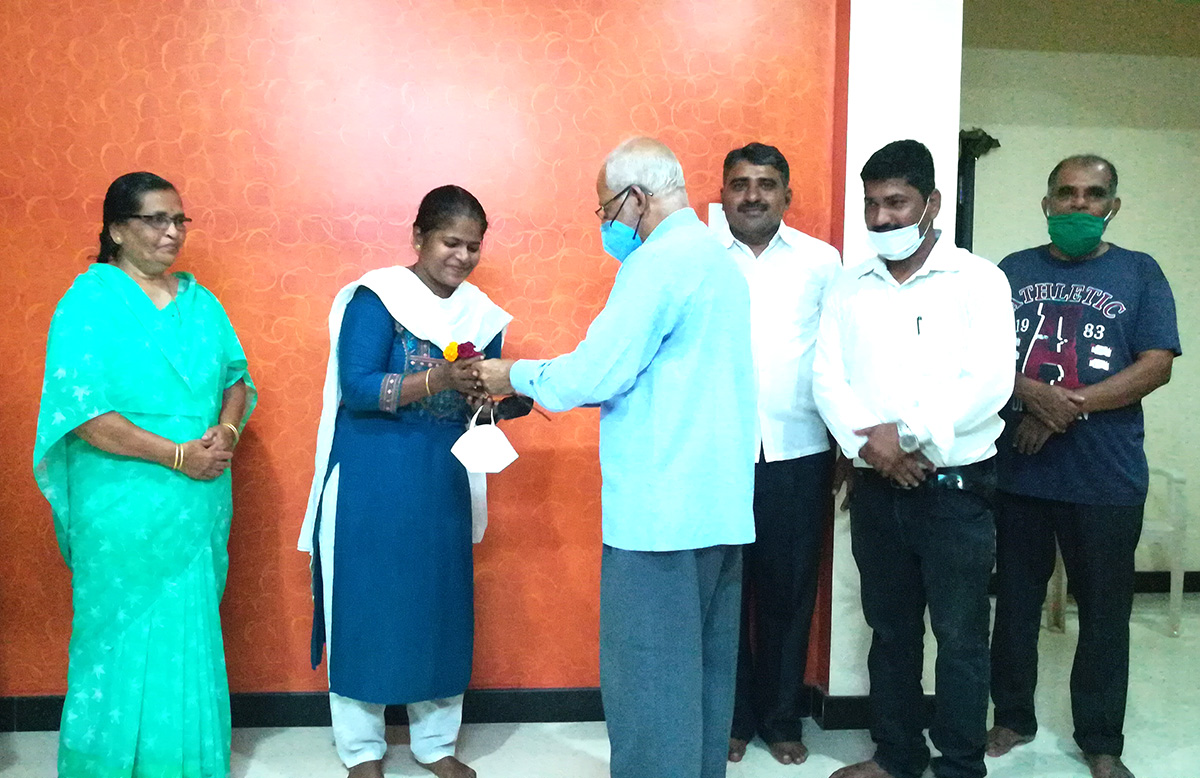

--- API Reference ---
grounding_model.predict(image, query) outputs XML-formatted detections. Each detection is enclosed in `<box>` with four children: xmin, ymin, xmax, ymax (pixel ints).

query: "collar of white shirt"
<box><xmin>716</xmin><ymin>221</ymin><xmax>808</xmax><ymax>255</ymax></box>
<box><xmin>856</xmin><ymin>229</ymin><xmax>960</xmax><ymax>284</ymax></box>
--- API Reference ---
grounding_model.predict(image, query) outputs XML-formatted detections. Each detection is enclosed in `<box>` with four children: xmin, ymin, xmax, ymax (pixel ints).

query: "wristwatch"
<box><xmin>895</xmin><ymin>421</ymin><xmax>920</xmax><ymax>453</ymax></box>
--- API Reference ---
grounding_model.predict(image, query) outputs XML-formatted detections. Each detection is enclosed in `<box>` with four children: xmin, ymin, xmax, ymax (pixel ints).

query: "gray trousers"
<box><xmin>600</xmin><ymin>544</ymin><xmax>743</xmax><ymax>778</ymax></box>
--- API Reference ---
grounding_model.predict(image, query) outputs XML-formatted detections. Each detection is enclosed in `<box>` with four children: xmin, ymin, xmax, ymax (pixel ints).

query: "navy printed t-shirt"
<box><xmin>996</xmin><ymin>244</ymin><xmax>1181</xmax><ymax>506</ymax></box>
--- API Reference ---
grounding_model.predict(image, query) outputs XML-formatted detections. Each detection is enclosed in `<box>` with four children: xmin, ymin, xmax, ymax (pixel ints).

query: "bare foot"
<box><xmin>986</xmin><ymin>725</ymin><xmax>1034</xmax><ymax>757</ymax></box>
<box><xmin>768</xmin><ymin>740</ymin><xmax>809</xmax><ymax>765</ymax></box>
<box><xmin>348</xmin><ymin>760</ymin><xmax>384</xmax><ymax>778</ymax></box>
<box><xmin>728</xmin><ymin>737</ymin><xmax>748</xmax><ymax>763</ymax></box>
<box><xmin>1085</xmin><ymin>754</ymin><xmax>1135</xmax><ymax>778</ymax></box>
<box><xmin>829</xmin><ymin>759</ymin><xmax>895</xmax><ymax>778</ymax></box>
<box><xmin>418</xmin><ymin>756</ymin><xmax>477</xmax><ymax>778</ymax></box>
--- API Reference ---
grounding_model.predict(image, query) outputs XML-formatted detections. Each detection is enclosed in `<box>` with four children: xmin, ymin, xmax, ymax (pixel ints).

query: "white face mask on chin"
<box><xmin>451</xmin><ymin>406</ymin><xmax>519</xmax><ymax>473</ymax></box>
<box><xmin>867</xmin><ymin>198</ymin><xmax>931</xmax><ymax>261</ymax></box>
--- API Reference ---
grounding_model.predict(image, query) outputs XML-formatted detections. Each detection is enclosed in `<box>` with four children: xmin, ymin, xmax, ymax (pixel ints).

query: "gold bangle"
<box><xmin>425</xmin><ymin>368</ymin><xmax>434</xmax><ymax>397</ymax></box>
<box><xmin>172</xmin><ymin>443</ymin><xmax>182</xmax><ymax>471</ymax></box>
<box><xmin>220</xmin><ymin>422</ymin><xmax>240</xmax><ymax>445</ymax></box>
<box><xmin>178</xmin><ymin>443</ymin><xmax>185</xmax><ymax>472</ymax></box>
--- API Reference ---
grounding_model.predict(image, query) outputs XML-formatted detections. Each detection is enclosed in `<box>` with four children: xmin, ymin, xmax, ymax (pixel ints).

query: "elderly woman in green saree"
<box><xmin>33</xmin><ymin>171</ymin><xmax>257</xmax><ymax>778</ymax></box>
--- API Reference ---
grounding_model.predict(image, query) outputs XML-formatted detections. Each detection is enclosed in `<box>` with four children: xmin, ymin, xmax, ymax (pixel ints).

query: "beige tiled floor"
<box><xmin>2</xmin><ymin>594</ymin><xmax>1197</xmax><ymax>777</ymax></box>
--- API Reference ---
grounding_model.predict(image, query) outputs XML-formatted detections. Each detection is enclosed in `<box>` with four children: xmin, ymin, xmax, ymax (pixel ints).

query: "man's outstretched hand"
<box><xmin>472</xmin><ymin>359</ymin><xmax>516</xmax><ymax>396</ymax></box>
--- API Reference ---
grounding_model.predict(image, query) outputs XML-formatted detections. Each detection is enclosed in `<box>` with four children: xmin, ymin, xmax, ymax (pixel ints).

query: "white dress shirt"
<box><xmin>716</xmin><ymin>222</ymin><xmax>843</xmax><ymax>463</ymax></box>
<box><xmin>812</xmin><ymin>232</ymin><xmax>1015</xmax><ymax>468</ymax></box>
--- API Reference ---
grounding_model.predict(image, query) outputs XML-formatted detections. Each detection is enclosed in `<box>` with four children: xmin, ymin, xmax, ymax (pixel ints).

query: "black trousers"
<box><xmin>990</xmin><ymin>491</ymin><xmax>1144</xmax><ymax>757</ymax></box>
<box><xmin>731</xmin><ymin>450</ymin><xmax>833</xmax><ymax>744</ymax></box>
<box><xmin>849</xmin><ymin>464</ymin><xmax>996</xmax><ymax>778</ymax></box>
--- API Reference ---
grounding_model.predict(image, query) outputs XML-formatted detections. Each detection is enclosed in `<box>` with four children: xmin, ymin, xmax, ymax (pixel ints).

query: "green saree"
<box><xmin>33</xmin><ymin>263</ymin><xmax>257</xmax><ymax>778</ymax></box>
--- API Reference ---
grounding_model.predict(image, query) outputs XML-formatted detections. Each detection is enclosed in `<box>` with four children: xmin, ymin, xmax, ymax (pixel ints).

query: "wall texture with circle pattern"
<box><xmin>0</xmin><ymin>0</ymin><xmax>845</xmax><ymax>695</ymax></box>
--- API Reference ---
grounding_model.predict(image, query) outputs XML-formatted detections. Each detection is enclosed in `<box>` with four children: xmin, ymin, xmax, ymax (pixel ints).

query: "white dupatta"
<box><xmin>299</xmin><ymin>265</ymin><xmax>512</xmax><ymax>553</ymax></box>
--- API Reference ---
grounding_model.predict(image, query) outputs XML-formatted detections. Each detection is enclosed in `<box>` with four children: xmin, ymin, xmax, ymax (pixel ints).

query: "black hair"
<box><xmin>413</xmin><ymin>185</ymin><xmax>488</xmax><ymax>236</ymax></box>
<box><xmin>723</xmin><ymin>142</ymin><xmax>790</xmax><ymax>187</ymax></box>
<box><xmin>860</xmin><ymin>140</ymin><xmax>935</xmax><ymax>199</ymax></box>
<box><xmin>1047</xmin><ymin>154</ymin><xmax>1118</xmax><ymax>196</ymax></box>
<box><xmin>96</xmin><ymin>172</ymin><xmax>177</xmax><ymax>263</ymax></box>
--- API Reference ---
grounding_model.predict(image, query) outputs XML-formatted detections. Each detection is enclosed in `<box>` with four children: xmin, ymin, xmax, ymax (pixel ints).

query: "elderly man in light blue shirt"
<box><xmin>474</xmin><ymin>136</ymin><xmax>757</xmax><ymax>778</ymax></box>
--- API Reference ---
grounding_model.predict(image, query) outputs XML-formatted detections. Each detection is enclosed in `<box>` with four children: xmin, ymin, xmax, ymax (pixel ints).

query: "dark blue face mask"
<box><xmin>599</xmin><ymin>187</ymin><xmax>644</xmax><ymax>262</ymax></box>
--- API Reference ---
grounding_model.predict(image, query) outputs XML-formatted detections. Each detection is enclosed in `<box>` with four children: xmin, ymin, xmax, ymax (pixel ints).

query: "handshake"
<box><xmin>439</xmin><ymin>356</ymin><xmax>519</xmax><ymax>401</ymax></box>
<box><xmin>471</xmin><ymin>359</ymin><xmax>517</xmax><ymax>396</ymax></box>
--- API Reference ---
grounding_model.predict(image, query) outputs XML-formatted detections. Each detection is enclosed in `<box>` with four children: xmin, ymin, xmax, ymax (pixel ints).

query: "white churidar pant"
<box><xmin>319</xmin><ymin>465</ymin><xmax>465</xmax><ymax>768</ymax></box>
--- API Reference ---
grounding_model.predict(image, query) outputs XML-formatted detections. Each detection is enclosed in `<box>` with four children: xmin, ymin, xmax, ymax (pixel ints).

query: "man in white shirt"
<box><xmin>812</xmin><ymin>140</ymin><xmax>1014</xmax><ymax>778</ymax></box>
<box><xmin>714</xmin><ymin>142</ymin><xmax>842</xmax><ymax>767</ymax></box>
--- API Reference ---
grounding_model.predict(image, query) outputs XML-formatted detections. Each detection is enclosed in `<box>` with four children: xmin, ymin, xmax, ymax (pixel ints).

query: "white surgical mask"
<box><xmin>451</xmin><ymin>406</ymin><xmax>519</xmax><ymax>473</ymax></box>
<box><xmin>867</xmin><ymin>198</ymin><xmax>931</xmax><ymax>261</ymax></box>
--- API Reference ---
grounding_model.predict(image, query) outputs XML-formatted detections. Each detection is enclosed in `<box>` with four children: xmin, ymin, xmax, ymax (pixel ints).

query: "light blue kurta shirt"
<box><xmin>509</xmin><ymin>208</ymin><xmax>757</xmax><ymax>552</ymax></box>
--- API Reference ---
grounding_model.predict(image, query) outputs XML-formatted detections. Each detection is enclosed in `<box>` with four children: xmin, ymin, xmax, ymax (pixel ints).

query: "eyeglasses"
<box><xmin>595</xmin><ymin>185</ymin><xmax>653</xmax><ymax>220</ymax></box>
<box><xmin>127</xmin><ymin>213</ymin><xmax>193</xmax><ymax>231</ymax></box>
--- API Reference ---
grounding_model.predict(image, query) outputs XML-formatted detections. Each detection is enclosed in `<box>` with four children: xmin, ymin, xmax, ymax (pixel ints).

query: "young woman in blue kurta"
<box><xmin>303</xmin><ymin>185</ymin><xmax>512</xmax><ymax>778</ymax></box>
<box><xmin>326</xmin><ymin>287</ymin><xmax>501</xmax><ymax>703</ymax></box>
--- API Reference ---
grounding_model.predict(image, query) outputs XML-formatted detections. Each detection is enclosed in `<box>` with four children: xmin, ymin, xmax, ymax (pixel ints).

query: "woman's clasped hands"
<box><xmin>185</xmin><ymin>426</ymin><xmax>237</xmax><ymax>480</ymax></box>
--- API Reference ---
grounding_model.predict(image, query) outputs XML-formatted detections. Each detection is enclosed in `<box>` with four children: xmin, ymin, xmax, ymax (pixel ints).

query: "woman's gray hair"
<box><xmin>605</xmin><ymin>137</ymin><xmax>686</xmax><ymax>196</ymax></box>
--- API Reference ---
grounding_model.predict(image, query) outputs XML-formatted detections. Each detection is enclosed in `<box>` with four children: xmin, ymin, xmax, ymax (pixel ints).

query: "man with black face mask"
<box><xmin>812</xmin><ymin>139</ymin><xmax>1014</xmax><ymax>778</ymax></box>
<box><xmin>987</xmin><ymin>155</ymin><xmax>1180</xmax><ymax>778</ymax></box>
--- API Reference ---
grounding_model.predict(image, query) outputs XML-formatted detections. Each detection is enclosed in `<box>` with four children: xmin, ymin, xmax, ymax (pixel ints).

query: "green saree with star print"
<box><xmin>34</xmin><ymin>263</ymin><xmax>256</xmax><ymax>778</ymax></box>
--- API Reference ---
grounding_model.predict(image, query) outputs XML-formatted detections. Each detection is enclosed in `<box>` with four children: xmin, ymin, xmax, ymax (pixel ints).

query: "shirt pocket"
<box><xmin>914</xmin><ymin>305</ymin><xmax>971</xmax><ymax>367</ymax></box>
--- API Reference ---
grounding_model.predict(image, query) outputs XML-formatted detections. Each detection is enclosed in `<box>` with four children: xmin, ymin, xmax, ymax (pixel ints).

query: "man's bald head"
<box><xmin>595</xmin><ymin>137</ymin><xmax>690</xmax><ymax>241</ymax></box>
<box><xmin>1048</xmin><ymin>154</ymin><xmax>1118</xmax><ymax>197</ymax></box>
<box><xmin>603</xmin><ymin>137</ymin><xmax>687</xmax><ymax>196</ymax></box>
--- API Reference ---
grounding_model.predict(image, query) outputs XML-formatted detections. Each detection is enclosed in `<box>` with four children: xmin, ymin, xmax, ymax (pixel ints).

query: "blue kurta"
<box><xmin>311</xmin><ymin>287</ymin><xmax>499</xmax><ymax>704</ymax></box>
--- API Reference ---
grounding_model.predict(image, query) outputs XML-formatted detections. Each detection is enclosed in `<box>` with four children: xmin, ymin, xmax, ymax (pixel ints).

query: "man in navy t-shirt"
<box><xmin>988</xmin><ymin>154</ymin><xmax>1181</xmax><ymax>778</ymax></box>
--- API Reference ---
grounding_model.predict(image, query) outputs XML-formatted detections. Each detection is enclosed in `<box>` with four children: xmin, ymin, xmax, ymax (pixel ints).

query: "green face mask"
<box><xmin>1046</xmin><ymin>211</ymin><xmax>1111</xmax><ymax>258</ymax></box>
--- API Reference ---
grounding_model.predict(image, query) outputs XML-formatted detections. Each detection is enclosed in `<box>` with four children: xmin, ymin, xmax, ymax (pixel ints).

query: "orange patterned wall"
<box><xmin>0</xmin><ymin>0</ymin><xmax>843</xmax><ymax>695</ymax></box>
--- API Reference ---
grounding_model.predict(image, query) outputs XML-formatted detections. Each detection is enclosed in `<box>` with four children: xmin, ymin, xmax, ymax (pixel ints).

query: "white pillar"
<box><xmin>829</xmin><ymin>0</ymin><xmax>965</xmax><ymax>696</ymax></box>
